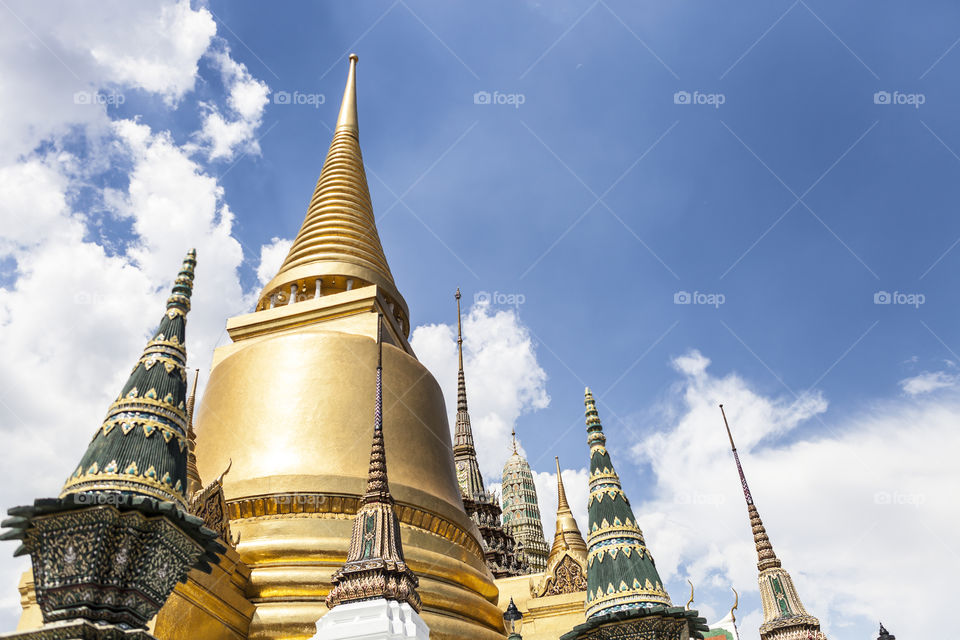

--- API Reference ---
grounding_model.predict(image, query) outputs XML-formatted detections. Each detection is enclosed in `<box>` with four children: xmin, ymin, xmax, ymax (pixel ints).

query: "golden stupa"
<box><xmin>187</xmin><ymin>54</ymin><xmax>499</xmax><ymax>639</ymax></box>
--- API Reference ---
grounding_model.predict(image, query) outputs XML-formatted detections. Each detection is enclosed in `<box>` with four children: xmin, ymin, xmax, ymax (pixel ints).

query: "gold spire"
<box><xmin>533</xmin><ymin>456</ymin><xmax>588</xmax><ymax>597</ymax></box>
<box><xmin>549</xmin><ymin>456</ymin><xmax>587</xmax><ymax>561</ymax></box>
<box><xmin>335</xmin><ymin>53</ymin><xmax>359</xmax><ymax>133</ymax></box>
<box><xmin>185</xmin><ymin>368</ymin><xmax>202</xmax><ymax>497</ymax></box>
<box><xmin>257</xmin><ymin>53</ymin><xmax>409</xmax><ymax>335</ymax></box>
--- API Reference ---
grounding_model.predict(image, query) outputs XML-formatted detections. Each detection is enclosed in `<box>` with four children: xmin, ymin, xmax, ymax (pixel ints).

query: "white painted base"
<box><xmin>313</xmin><ymin>599</ymin><xmax>430</xmax><ymax>640</ymax></box>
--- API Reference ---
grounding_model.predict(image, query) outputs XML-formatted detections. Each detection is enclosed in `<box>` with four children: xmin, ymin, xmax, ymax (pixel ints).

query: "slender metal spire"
<box><xmin>511</xmin><ymin>426</ymin><xmax>518</xmax><ymax>454</ymax></box>
<box><xmin>326</xmin><ymin>314</ymin><xmax>421</xmax><ymax>612</ymax></box>
<box><xmin>455</xmin><ymin>288</ymin><xmax>467</xmax><ymax>413</ymax></box>
<box><xmin>186</xmin><ymin>368</ymin><xmax>202</xmax><ymax>497</ymax></box>
<box><xmin>453</xmin><ymin>289</ymin><xmax>484</xmax><ymax>499</ymax></box>
<box><xmin>365</xmin><ymin>315</ymin><xmax>389</xmax><ymax>501</ymax></box>
<box><xmin>718</xmin><ymin>405</ymin><xmax>825</xmax><ymax>639</ymax></box>
<box><xmin>719</xmin><ymin>405</ymin><xmax>780</xmax><ymax>571</ymax></box>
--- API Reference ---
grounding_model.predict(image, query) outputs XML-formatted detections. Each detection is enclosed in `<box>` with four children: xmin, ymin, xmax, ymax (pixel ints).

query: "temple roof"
<box><xmin>60</xmin><ymin>250</ymin><xmax>197</xmax><ymax>507</ymax></box>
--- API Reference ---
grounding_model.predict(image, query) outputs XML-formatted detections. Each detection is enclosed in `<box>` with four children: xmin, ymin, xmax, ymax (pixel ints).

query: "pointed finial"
<box><xmin>455</xmin><ymin>288</ymin><xmax>464</xmax><ymax>370</ymax></box>
<box><xmin>555</xmin><ymin>456</ymin><xmax>571</xmax><ymax>512</ymax></box>
<box><xmin>685</xmin><ymin>579</ymin><xmax>694</xmax><ymax>610</ymax></box>
<box><xmin>730</xmin><ymin>586</ymin><xmax>738</xmax><ymax>622</ymax></box>
<box><xmin>167</xmin><ymin>248</ymin><xmax>197</xmax><ymax>313</ymax></box>
<box><xmin>185</xmin><ymin>368</ymin><xmax>203</xmax><ymax>497</ymax></box>
<box><xmin>335</xmin><ymin>54</ymin><xmax>359</xmax><ymax>134</ymax></box>
<box><xmin>719</xmin><ymin>404</ymin><xmax>752</xmax><ymax>505</ymax></box>
<box><xmin>364</xmin><ymin>314</ymin><xmax>389</xmax><ymax>501</ymax></box>
<box><xmin>511</xmin><ymin>426</ymin><xmax>518</xmax><ymax>454</ymax></box>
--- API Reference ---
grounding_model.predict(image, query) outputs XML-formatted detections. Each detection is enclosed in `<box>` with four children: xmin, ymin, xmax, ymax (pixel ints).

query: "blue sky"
<box><xmin>0</xmin><ymin>1</ymin><xmax>956</xmax><ymax>638</ymax></box>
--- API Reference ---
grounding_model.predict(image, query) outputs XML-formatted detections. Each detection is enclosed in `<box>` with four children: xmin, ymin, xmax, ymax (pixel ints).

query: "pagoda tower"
<box><xmin>531</xmin><ymin>457</ymin><xmax>587</xmax><ymax>597</ymax></box>
<box><xmin>314</xmin><ymin>318</ymin><xmax>428</xmax><ymax>639</ymax></box>
<box><xmin>453</xmin><ymin>289</ymin><xmax>524</xmax><ymax>577</ymax></box>
<box><xmin>1</xmin><ymin>252</ymin><xmax>222</xmax><ymax>639</ymax></box>
<box><xmin>719</xmin><ymin>405</ymin><xmax>827</xmax><ymax>640</ymax></box>
<box><xmin>191</xmin><ymin>56</ymin><xmax>505</xmax><ymax>639</ymax></box>
<box><xmin>501</xmin><ymin>429</ymin><xmax>549</xmax><ymax>573</ymax></box>
<box><xmin>562</xmin><ymin>388</ymin><xmax>707</xmax><ymax>640</ymax></box>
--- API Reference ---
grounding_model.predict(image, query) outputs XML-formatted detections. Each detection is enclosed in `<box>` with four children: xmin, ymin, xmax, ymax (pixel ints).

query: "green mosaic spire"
<box><xmin>61</xmin><ymin>250</ymin><xmax>197</xmax><ymax>507</ymax></box>
<box><xmin>584</xmin><ymin>387</ymin><xmax>671</xmax><ymax>618</ymax></box>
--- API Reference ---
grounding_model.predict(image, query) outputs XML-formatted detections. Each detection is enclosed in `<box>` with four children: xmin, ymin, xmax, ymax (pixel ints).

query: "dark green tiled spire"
<box><xmin>584</xmin><ymin>387</ymin><xmax>671</xmax><ymax>619</ymax></box>
<box><xmin>61</xmin><ymin>250</ymin><xmax>197</xmax><ymax>507</ymax></box>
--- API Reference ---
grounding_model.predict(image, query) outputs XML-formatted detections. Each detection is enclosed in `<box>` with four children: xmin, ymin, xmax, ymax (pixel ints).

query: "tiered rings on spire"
<box><xmin>256</xmin><ymin>54</ymin><xmax>409</xmax><ymax>335</ymax></box>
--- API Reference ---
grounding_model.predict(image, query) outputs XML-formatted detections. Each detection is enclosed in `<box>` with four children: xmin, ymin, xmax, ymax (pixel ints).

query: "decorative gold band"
<box><xmin>226</xmin><ymin>492</ymin><xmax>483</xmax><ymax>557</ymax></box>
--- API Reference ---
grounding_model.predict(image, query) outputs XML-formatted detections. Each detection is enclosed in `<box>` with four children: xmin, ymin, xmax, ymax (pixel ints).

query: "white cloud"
<box><xmin>411</xmin><ymin>300</ymin><xmax>550</xmax><ymax>481</ymax></box>
<box><xmin>0</xmin><ymin>1</ymin><xmax>264</xmax><ymax>629</ymax></box>
<box><xmin>625</xmin><ymin>349</ymin><xmax>956</xmax><ymax>640</ymax></box>
<box><xmin>899</xmin><ymin>370</ymin><xmax>956</xmax><ymax>395</ymax></box>
<box><xmin>0</xmin><ymin>0</ymin><xmax>216</xmax><ymax>163</ymax></box>
<box><xmin>197</xmin><ymin>48</ymin><xmax>270</xmax><ymax>161</ymax></box>
<box><xmin>256</xmin><ymin>237</ymin><xmax>292</xmax><ymax>285</ymax></box>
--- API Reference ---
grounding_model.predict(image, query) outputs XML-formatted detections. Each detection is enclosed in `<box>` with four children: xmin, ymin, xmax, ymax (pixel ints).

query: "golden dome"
<box><xmin>192</xmin><ymin>56</ymin><xmax>506</xmax><ymax>639</ymax></box>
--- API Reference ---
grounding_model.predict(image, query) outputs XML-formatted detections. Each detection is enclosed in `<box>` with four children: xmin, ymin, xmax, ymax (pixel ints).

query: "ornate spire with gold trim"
<box><xmin>532</xmin><ymin>457</ymin><xmax>587</xmax><ymax>597</ymax></box>
<box><xmin>61</xmin><ymin>250</ymin><xmax>197</xmax><ymax>507</ymax></box>
<box><xmin>256</xmin><ymin>53</ymin><xmax>409</xmax><ymax>336</ymax></box>
<box><xmin>325</xmin><ymin>316</ymin><xmax>421</xmax><ymax>611</ymax></box>
<box><xmin>583</xmin><ymin>387</ymin><xmax>671</xmax><ymax>617</ymax></box>
<box><xmin>719</xmin><ymin>405</ymin><xmax>826</xmax><ymax>640</ymax></box>
<box><xmin>562</xmin><ymin>388</ymin><xmax>706</xmax><ymax>640</ymax></box>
